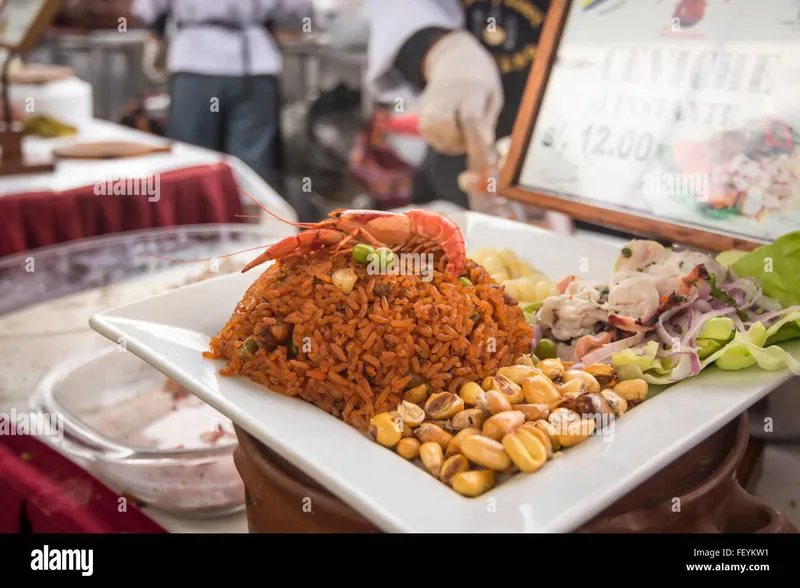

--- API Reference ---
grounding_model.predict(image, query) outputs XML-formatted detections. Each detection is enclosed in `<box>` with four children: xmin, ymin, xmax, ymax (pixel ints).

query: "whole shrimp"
<box><xmin>241</xmin><ymin>193</ymin><xmax>466</xmax><ymax>276</ymax></box>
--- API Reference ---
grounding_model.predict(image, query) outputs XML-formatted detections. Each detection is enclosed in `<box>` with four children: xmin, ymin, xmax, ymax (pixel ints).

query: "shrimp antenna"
<box><xmin>140</xmin><ymin>244</ymin><xmax>270</xmax><ymax>264</ymax></box>
<box><xmin>240</xmin><ymin>188</ymin><xmax>316</xmax><ymax>228</ymax></box>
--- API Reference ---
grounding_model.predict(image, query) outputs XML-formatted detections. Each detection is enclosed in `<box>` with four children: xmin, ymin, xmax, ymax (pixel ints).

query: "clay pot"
<box><xmin>233</xmin><ymin>413</ymin><xmax>797</xmax><ymax>533</ymax></box>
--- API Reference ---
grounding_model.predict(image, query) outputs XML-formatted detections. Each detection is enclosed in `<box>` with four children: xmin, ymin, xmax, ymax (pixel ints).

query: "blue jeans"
<box><xmin>166</xmin><ymin>73</ymin><xmax>279</xmax><ymax>183</ymax></box>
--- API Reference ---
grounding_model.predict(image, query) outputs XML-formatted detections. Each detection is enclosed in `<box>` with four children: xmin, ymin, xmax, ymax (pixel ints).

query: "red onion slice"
<box><xmin>580</xmin><ymin>332</ymin><xmax>645</xmax><ymax>366</ymax></box>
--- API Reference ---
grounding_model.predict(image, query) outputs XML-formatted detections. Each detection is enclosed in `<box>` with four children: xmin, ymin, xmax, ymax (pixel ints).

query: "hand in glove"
<box><xmin>418</xmin><ymin>30</ymin><xmax>503</xmax><ymax>159</ymax></box>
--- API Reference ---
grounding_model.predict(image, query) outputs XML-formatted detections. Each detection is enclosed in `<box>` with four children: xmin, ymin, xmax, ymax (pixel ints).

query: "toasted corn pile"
<box><xmin>368</xmin><ymin>354</ymin><xmax>649</xmax><ymax>497</ymax></box>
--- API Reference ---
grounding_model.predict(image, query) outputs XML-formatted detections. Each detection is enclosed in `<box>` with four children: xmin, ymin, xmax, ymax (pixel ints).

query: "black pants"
<box><xmin>167</xmin><ymin>73</ymin><xmax>280</xmax><ymax>183</ymax></box>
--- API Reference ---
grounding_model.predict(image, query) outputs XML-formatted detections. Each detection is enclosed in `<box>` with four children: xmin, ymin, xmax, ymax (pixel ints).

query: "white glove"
<box><xmin>142</xmin><ymin>35</ymin><xmax>169</xmax><ymax>84</ymax></box>
<box><xmin>418</xmin><ymin>29</ymin><xmax>504</xmax><ymax>157</ymax></box>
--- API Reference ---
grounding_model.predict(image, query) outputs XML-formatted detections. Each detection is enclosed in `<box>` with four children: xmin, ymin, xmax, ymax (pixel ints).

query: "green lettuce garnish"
<box><xmin>699</xmin><ymin>312</ymin><xmax>800</xmax><ymax>373</ymax></box>
<box><xmin>730</xmin><ymin>231</ymin><xmax>800</xmax><ymax>308</ymax></box>
<box><xmin>610</xmin><ymin>313</ymin><xmax>800</xmax><ymax>384</ymax></box>
<box><xmin>611</xmin><ymin>341</ymin><xmax>675</xmax><ymax>378</ymax></box>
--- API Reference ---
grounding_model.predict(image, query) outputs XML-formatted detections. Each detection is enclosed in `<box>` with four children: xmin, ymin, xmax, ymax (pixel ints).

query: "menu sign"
<box><xmin>517</xmin><ymin>0</ymin><xmax>800</xmax><ymax>245</ymax></box>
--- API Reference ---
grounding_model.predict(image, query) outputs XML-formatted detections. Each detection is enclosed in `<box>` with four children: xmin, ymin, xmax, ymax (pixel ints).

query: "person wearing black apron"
<box><xmin>365</xmin><ymin>0</ymin><xmax>550</xmax><ymax>208</ymax></box>
<box><xmin>133</xmin><ymin>0</ymin><xmax>312</xmax><ymax>185</ymax></box>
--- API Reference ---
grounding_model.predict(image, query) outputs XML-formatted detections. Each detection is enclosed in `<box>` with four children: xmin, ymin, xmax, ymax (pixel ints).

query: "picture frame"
<box><xmin>0</xmin><ymin>0</ymin><xmax>61</xmax><ymax>55</ymax></box>
<box><xmin>499</xmin><ymin>0</ymin><xmax>800</xmax><ymax>252</ymax></box>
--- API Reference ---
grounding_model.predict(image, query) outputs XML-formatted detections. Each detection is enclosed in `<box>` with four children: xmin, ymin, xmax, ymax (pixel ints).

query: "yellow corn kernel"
<box><xmin>396</xmin><ymin>437</ymin><xmax>420</xmax><ymax>460</ymax></box>
<box><xmin>521</xmin><ymin>375</ymin><xmax>562</xmax><ymax>408</ymax></box>
<box><xmin>424</xmin><ymin>392</ymin><xmax>465</xmax><ymax>420</ymax></box>
<box><xmin>397</xmin><ymin>400</ymin><xmax>425</xmax><ymax>427</ymax></box>
<box><xmin>440</xmin><ymin>454</ymin><xmax>470</xmax><ymax>485</ymax></box>
<box><xmin>502</xmin><ymin>428</ymin><xmax>548</xmax><ymax>473</ymax></box>
<box><xmin>563</xmin><ymin>370</ymin><xmax>600</xmax><ymax>394</ymax></box>
<box><xmin>536</xmin><ymin>358</ymin><xmax>565</xmax><ymax>382</ymax></box>
<box><xmin>451</xmin><ymin>469</ymin><xmax>495</xmax><ymax>497</ymax></box>
<box><xmin>451</xmin><ymin>408</ymin><xmax>488</xmax><ymax>431</ymax></box>
<box><xmin>558</xmin><ymin>379</ymin><xmax>585</xmax><ymax>396</ymax></box>
<box><xmin>496</xmin><ymin>365</ymin><xmax>542</xmax><ymax>386</ymax></box>
<box><xmin>601</xmin><ymin>389</ymin><xmax>628</xmax><ymax>416</ymax></box>
<box><xmin>403</xmin><ymin>384</ymin><xmax>429</xmax><ymax>405</ymax></box>
<box><xmin>458</xmin><ymin>381</ymin><xmax>483</xmax><ymax>406</ymax></box>
<box><xmin>445</xmin><ymin>427</ymin><xmax>481</xmax><ymax>459</ymax></box>
<box><xmin>482</xmin><ymin>411</ymin><xmax>525</xmax><ymax>442</ymax></box>
<box><xmin>476</xmin><ymin>389</ymin><xmax>512</xmax><ymax>415</ymax></box>
<box><xmin>531</xmin><ymin>419</ymin><xmax>561</xmax><ymax>452</ymax></box>
<box><xmin>414</xmin><ymin>422</ymin><xmax>453</xmax><ymax>450</ymax></box>
<box><xmin>488</xmin><ymin>375</ymin><xmax>525</xmax><ymax>404</ymax></box>
<box><xmin>584</xmin><ymin>364</ymin><xmax>619</xmax><ymax>388</ymax></box>
<box><xmin>419</xmin><ymin>442</ymin><xmax>444</xmax><ymax>476</ymax></box>
<box><xmin>369</xmin><ymin>413</ymin><xmax>404</xmax><ymax>448</ymax></box>
<box><xmin>614</xmin><ymin>379</ymin><xmax>648</xmax><ymax>403</ymax></box>
<box><xmin>519</xmin><ymin>422</ymin><xmax>553</xmax><ymax>458</ymax></box>
<box><xmin>460</xmin><ymin>435</ymin><xmax>511</xmax><ymax>471</ymax></box>
<box><xmin>555</xmin><ymin>419</ymin><xmax>596</xmax><ymax>447</ymax></box>
<box><xmin>512</xmin><ymin>403</ymin><xmax>550</xmax><ymax>422</ymax></box>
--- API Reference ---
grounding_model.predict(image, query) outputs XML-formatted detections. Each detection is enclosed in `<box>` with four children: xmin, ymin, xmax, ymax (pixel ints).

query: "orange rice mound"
<box><xmin>205</xmin><ymin>249</ymin><xmax>532</xmax><ymax>432</ymax></box>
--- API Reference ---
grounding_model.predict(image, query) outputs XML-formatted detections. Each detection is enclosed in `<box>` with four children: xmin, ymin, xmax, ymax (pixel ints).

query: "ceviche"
<box><xmin>526</xmin><ymin>231</ymin><xmax>800</xmax><ymax>385</ymax></box>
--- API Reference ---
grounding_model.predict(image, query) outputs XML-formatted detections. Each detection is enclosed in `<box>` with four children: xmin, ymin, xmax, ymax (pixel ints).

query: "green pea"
<box><xmin>352</xmin><ymin>244</ymin><xmax>376</xmax><ymax>264</ymax></box>
<box><xmin>458</xmin><ymin>277</ymin><xmax>473</xmax><ymax>287</ymax></box>
<box><xmin>535</xmin><ymin>338</ymin><xmax>557</xmax><ymax>360</ymax></box>
<box><xmin>376</xmin><ymin>247</ymin><xmax>395</xmax><ymax>266</ymax></box>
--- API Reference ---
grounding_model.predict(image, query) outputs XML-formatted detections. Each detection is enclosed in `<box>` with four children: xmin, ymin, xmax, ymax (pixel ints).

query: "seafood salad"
<box><xmin>528</xmin><ymin>231</ymin><xmax>800</xmax><ymax>384</ymax></box>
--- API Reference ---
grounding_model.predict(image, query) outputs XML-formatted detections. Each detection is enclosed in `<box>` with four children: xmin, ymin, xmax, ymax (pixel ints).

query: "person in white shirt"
<box><xmin>133</xmin><ymin>0</ymin><xmax>313</xmax><ymax>183</ymax></box>
<box><xmin>364</xmin><ymin>0</ymin><xmax>550</xmax><ymax>207</ymax></box>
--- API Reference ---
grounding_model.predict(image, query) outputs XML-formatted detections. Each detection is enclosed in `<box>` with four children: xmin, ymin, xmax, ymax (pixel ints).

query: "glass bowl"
<box><xmin>0</xmin><ymin>224</ymin><xmax>287</xmax><ymax>400</ymax></box>
<box><xmin>31</xmin><ymin>344</ymin><xmax>245</xmax><ymax>516</ymax></box>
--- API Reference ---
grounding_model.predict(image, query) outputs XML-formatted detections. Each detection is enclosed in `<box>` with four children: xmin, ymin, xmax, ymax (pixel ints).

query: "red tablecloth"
<box><xmin>0</xmin><ymin>417</ymin><xmax>166</xmax><ymax>533</ymax></box>
<box><xmin>0</xmin><ymin>162</ymin><xmax>245</xmax><ymax>258</ymax></box>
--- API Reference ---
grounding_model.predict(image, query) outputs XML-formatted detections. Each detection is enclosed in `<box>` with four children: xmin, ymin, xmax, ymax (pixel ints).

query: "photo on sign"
<box><xmin>511</xmin><ymin>0</ymin><xmax>800</xmax><ymax>246</ymax></box>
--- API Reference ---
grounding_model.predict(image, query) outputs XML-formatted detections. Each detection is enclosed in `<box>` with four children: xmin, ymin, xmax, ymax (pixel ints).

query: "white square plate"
<box><xmin>89</xmin><ymin>211</ymin><xmax>799</xmax><ymax>533</ymax></box>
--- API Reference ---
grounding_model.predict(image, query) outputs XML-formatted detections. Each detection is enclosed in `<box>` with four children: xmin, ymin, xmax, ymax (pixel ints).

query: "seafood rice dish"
<box><xmin>205</xmin><ymin>208</ymin><xmax>532</xmax><ymax>432</ymax></box>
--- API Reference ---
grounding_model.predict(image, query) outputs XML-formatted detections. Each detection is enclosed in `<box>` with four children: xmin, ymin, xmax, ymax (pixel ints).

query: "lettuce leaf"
<box><xmin>730</xmin><ymin>231</ymin><xmax>800</xmax><ymax>308</ymax></box>
<box><xmin>611</xmin><ymin>341</ymin><xmax>675</xmax><ymax>378</ymax></box>
<box><xmin>611</xmin><ymin>312</ymin><xmax>800</xmax><ymax>384</ymax></box>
